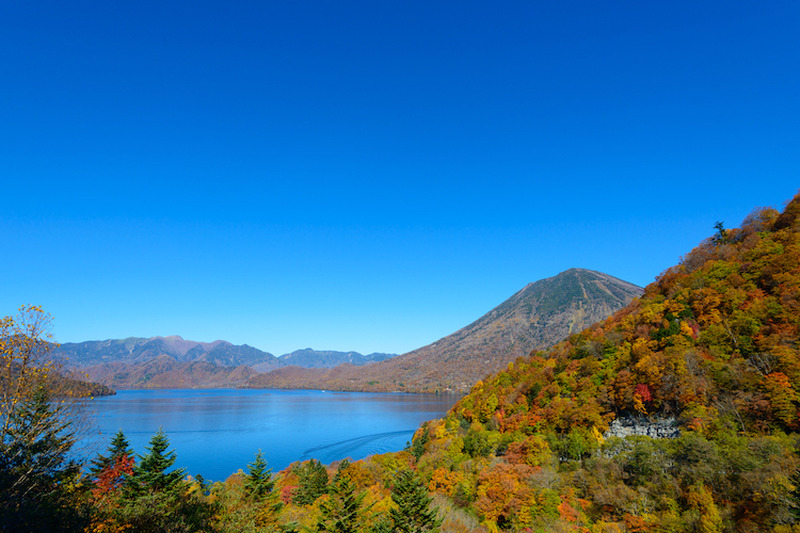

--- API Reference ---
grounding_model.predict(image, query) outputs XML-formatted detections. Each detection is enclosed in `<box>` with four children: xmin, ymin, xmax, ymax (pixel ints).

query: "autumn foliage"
<box><xmin>6</xmin><ymin>192</ymin><xmax>800</xmax><ymax>532</ymax></box>
<box><xmin>406</xmin><ymin>192</ymin><xmax>800</xmax><ymax>531</ymax></box>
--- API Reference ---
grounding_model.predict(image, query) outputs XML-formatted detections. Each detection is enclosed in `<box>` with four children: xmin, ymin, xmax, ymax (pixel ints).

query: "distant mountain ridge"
<box><xmin>56</xmin><ymin>336</ymin><xmax>278</xmax><ymax>369</ymax></box>
<box><xmin>246</xmin><ymin>268</ymin><xmax>643</xmax><ymax>393</ymax></box>
<box><xmin>57</xmin><ymin>337</ymin><xmax>395</xmax><ymax>389</ymax></box>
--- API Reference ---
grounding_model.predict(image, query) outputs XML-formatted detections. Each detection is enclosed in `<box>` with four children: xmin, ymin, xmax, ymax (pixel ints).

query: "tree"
<box><xmin>245</xmin><ymin>450</ymin><xmax>283</xmax><ymax>530</ymax></box>
<box><xmin>315</xmin><ymin>476</ymin><xmax>367</xmax><ymax>533</ymax></box>
<box><xmin>89</xmin><ymin>429</ymin><xmax>133</xmax><ymax>480</ymax></box>
<box><xmin>0</xmin><ymin>386</ymin><xmax>84</xmax><ymax>531</ymax></box>
<box><xmin>713</xmin><ymin>221</ymin><xmax>729</xmax><ymax>245</ymax></box>
<box><xmin>0</xmin><ymin>306</ymin><xmax>88</xmax><ymax>532</ymax></box>
<box><xmin>245</xmin><ymin>449</ymin><xmax>275</xmax><ymax>500</ymax></box>
<box><xmin>294</xmin><ymin>459</ymin><xmax>329</xmax><ymax>505</ymax></box>
<box><xmin>125</xmin><ymin>427</ymin><xmax>186</xmax><ymax>496</ymax></box>
<box><xmin>388</xmin><ymin>469</ymin><xmax>441</xmax><ymax>533</ymax></box>
<box><xmin>114</xmin><ymin>429</ymin><xmax>213</xmax><ymax>532</ymax></box>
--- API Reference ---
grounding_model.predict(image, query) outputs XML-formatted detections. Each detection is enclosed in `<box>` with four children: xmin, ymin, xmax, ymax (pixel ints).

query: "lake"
<box><xmin>79</xmin><ymin>389</ymin><xmax>458</xmax><ymax>482</ymax></box>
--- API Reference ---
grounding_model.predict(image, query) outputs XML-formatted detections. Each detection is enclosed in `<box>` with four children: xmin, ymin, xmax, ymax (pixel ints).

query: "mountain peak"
<box><xmin>248</xmin><ymin>269</ymin><xmax>643</xmax><ymax>393</ymax></box>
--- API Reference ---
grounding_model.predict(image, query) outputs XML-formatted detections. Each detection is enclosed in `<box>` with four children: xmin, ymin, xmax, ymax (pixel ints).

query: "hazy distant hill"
<box><xmin>273</xmin><ymin>349</ymin><xmax>394</xmax><ymax>370</ymax></box>
<box><xmin>247</xmin><ymin>268</ymin><xmax>643</xmax><ymax>393</ymax></box>
<box><xmin>58</xmin><ymin>336</ymin><xmax>397</xmax><ymax>388</ymax></box>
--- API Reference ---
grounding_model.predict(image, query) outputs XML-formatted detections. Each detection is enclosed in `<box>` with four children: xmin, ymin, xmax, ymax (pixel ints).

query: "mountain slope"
<box><xmin>83</xmin><ymin>355</ymin><xmax>259</xmax><ymax>389</ymax></box>
<box><xmin>247</xmin><ymin>268</ymin><xmax>642</xmax><ymax>393</ymax></box>
<box><xmin>406</xmin><ymin>194</ymin><xmax>800</xmax><ymax>531</ymax></box>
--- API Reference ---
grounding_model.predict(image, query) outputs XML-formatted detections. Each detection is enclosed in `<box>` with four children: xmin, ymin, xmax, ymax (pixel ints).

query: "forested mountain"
<box><xmin>401</xmin><ymin>193</ymin><xmax>800</xmax><ymax>531</ymax></box>
<box><xmin>246</xmin><ymin>269</ymin><xmax>642</xmax><ymax>393</ymax></box>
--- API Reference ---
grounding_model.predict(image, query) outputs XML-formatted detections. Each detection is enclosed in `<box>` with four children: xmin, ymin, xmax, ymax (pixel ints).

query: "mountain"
<box><xmin>55</xmin><ymin>335</ymin><xmax>279</xmax><ymax>369</ymax></box>
<box><xmin>274</xmin><ymin>349</ymin><xmax>394</xmax><ymax>369</ymax></box>
<box><xmin>82</xmin><ymin>356</ymin><xmax>260</xmax><ymax>389</ymax></box>
<box><xmin>59</xmin><ymin>336</ymin><xmax>397</xmax><ymax>388</ymax></box>
<box><xmin>246</xmin><ymin>268</ymin><xmax>643</xmax><ymax>393</ymax></box>
<box><xmin>404</xmin><ymin>194</ymin><xmax>800</xmax><ymax>530</ymax></box>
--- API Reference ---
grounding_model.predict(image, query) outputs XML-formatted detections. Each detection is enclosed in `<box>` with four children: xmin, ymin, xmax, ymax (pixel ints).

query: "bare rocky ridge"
<box><xmin>247</xmin><ymin>268</ymin><xmax>643</xmax><ymax>393</ymax></box>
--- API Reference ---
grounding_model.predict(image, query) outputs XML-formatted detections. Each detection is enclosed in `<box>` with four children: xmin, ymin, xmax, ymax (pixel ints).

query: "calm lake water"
<box><xmin>79</xmin><ymin>389</ymin><xmax>458</xmax><ymax>482</ymax></box>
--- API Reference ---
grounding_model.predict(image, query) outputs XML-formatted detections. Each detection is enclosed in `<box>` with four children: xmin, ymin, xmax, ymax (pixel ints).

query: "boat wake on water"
<box><xmin>300</xmin><ymin>430</ymin><xmax>413</xmax><ymax>462</ymax></box>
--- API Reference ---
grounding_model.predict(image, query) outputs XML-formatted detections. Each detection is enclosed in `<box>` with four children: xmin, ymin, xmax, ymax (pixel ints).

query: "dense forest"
<box><xmin>3</xmin><ymin>192</ymin><xmax>800</xmax><ymax>532</ymax></box>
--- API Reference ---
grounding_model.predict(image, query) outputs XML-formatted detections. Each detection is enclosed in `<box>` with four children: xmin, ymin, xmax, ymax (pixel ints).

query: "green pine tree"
<box><xmin>315</xmin><ymin>476</ymin><xmax>366</xmax><ymax>533</ymax></box>
<box><xmin>89</xmin><ymin>429</ymin><xmax>132</xmax><ymax>479</ymax></box>
<box><xmin>125</xmin><ymin>427</ymin><xmax>186</xmax><ymax>496</ymax></box>
<box><xmin>0</xmin><ymin>386</ymin><xmax>84</xmax><ymax>532</ymax></box>
<box><xmin>388</xmin><ymin>469</ymin><xmax>441</xmax><ymax>533</ymax></box>
<box><xmin>244</xmin><ymin>449</ymin><xmax>275</xmax><ymax>500</ymax></box>
<box><xmin>113</xmin><ymin>428</ymin><xmax>212</xmax><ymax>532</ymax></box>
<box><xmin>294</xmin><ymin>458</ymin><xmax>329</xmax><ymax>505</ymax></box>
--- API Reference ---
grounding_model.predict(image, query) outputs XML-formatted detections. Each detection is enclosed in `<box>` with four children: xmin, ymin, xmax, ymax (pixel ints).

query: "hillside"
<box><xmin>83</xmin><ymin>356</ymin><xmax>260</xmax><ymax>389</ymax></box>
<box><xmin>247</xmin><ymin>268</ymin><xmax>642</xmax><ymax>393</ymax></box>
<box><xmin>404</xmin><ymin>193</ymin><xmax>800</xmax><ymax>531</ymax></box>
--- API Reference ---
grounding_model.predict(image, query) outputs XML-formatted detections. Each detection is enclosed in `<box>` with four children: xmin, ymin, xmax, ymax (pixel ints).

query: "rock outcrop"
<box><xmin>605</xmin><ymin>414</ymin><xmax>680</xmax><ymax>439</ymax></box>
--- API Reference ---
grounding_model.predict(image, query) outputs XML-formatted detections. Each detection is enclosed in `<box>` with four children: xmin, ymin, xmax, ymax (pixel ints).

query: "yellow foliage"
<box><xmin>686</xmin><ymin>484</ymin><xmax>722</xmax><ymax>533</ymax></box>
<box><xmin>428</xmin><ymin>467</ymin><xmax>464</xmax><ymax>496</ymax></box>
<box><xmin>84</xmin><ymin>518</ymin><xmax>132</xmax><ymax>533</ymax></box>
<box><xmin>1</xmin><ymin>305</ymin><xmax>60</xmax><ymax>434</ymax></box>
<box><xmin>591</xmin><ymin>426</ymin><xmax>604</xmax><ymax>445</ymax></box>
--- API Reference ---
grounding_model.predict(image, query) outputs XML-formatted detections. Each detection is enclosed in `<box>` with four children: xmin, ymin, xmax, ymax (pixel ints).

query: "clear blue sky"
<box><xmin>2</xmin><ymin>1</ymin><xmax>798</xmax><ymax>356</ymax></box>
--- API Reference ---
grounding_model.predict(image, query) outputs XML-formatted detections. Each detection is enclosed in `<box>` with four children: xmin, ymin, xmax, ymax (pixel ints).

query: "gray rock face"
<box><xmin>605</xmin><ymin>414</ymin><xmax>680</xmax><ymax>439</ymax></box>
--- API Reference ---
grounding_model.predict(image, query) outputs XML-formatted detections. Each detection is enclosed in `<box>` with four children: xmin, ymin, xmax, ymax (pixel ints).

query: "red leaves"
<box><xmin>91</xmin><ymin>454</ymin><xmax>134</xmax><ymax>500</ymax></box>
<box><xmin>634</xmin><ymin>383</ymin><xmax>652</xmax><ymax>403</ymax></box>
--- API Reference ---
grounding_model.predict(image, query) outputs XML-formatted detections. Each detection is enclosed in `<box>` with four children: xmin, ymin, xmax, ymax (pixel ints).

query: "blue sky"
<box><xmin>2</xmin><ymin>1</ymin><xmax>798</xmax><ymax>356</ymax></box>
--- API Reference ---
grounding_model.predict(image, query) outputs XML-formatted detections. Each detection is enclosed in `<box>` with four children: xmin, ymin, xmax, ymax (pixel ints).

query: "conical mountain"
<box><xmin>248</xmin><ymin>268</ymin><xmax>642</xmax><ymax>393</ymax></box>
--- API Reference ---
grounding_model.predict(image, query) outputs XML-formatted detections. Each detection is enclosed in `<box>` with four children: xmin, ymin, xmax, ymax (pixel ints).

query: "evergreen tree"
<box><xmin>315</xmin><ymin>476</ymin><xmax>366</xmax><ymax>533</ymax></box>
<box><xmin>89</xmin><ymin>429</ymin><xmax>132</xmax><ymax>479</ymax></box>
<box><xmin>294</xmin><ymin>458</ymin><xmax>329</xmax><ymax>505</ymax></box>
<box><xmin>388</xmin><ymin>469</ymin><xmax>441</xmax><ymax>533</ymax></box>
<box><xmin>113</xmin><ymin>429</ymin><xmax>212</xmax><ymax>532</ymax></box>
<box><xmin>410</xmin><ymin>430</ymin><xmax>429</xmax><ymax>460</ymax></box>
<box><xmin>244</xmin><ymin>449</ymin><xmax>275</xmax><ymax>500</ymax></box>
<box><xmin>0</xmin><ymin>307</ymin><xmax>89</xmax><ymax>531</ymax></box>
<box><xmin>125</xmin><ymin>427</ymin><xmax>186</xmax><ymax>496</ymax></box>
<box><xmin>0</xmin><ymin>386</ymin><xmax>84</xmax><ymax>532</ymax></box>
<box><xmin>332</xmin><ymin>458</ymin><xmax>351</xmax><ymax>484</ymax></box>
<box><xmin>246</xmin><ymin>450</ymin><xmax>283</xmax><ymax>530</ymax></box>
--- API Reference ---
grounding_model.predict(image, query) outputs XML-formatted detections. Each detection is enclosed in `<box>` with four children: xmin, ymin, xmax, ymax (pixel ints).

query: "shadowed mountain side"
<box><xmin>246</xmin><ymin>268</ymin><xmax>643</xmax><ymax>393</ymax></box>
